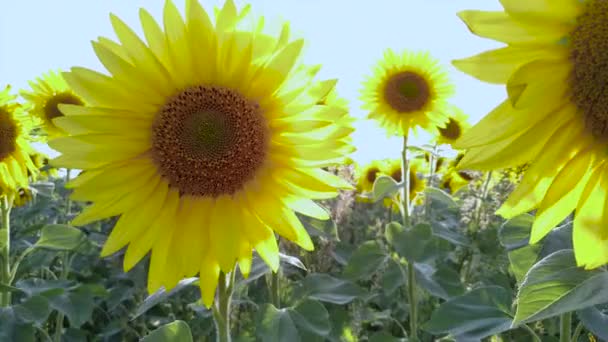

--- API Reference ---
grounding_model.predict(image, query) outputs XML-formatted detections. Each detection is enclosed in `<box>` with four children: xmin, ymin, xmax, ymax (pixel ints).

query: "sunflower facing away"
<box><xmin>453</xmin><ymin>0</ymin><xmax>608</xmax><ymax>268</ymax></box>
<box><xmin>0</xmin><ymin>86</ymin><xmax>37</xmax><ymax>196</ymax></box>
<box><xmin>21</xmin><ymin>70</ymin><xmax>84</xmax><ymax>138</ymax></box>
<box><xmin>360</xmin><ymin>49</ymin><xmax>455</xmax><ymax>137</ymax></box>
<box><xmin>434</xmin><ymin>107</ymin><xmax>470</xmax><ymax>146</ymax></box>
<box><xmin>49</xmin><ymin>0</ymin><xmax>354</xmax><ymax>306</ymax></box>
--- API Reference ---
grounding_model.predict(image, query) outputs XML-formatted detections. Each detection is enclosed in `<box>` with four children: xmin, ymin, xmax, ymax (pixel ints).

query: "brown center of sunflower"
<box><xmin>438</xmin><ymin>118</ymin><xmax>462</xmax><ymax>141</ymax></box>
<box><xmin>43</xmin><ymin>92</ymin><xmax>83</xmax><ymax>121</ymax></box>
<box><xmin>366</xmin><ymin>167</ymin><xmax>380</xmax><ymax>184</ymax></box>
<box><xmin>0</xmin><ymin>107</ymin><xmax>17</xmax><ymax>161</ymax></box>
<box><xmin>569</xmin><ymin>0</ymin><xmax>608</xmax><ymax>139</ymax></box>
<box><xmin>384</xmin><ymin>71</ymin><xmax>430</xmax><ymax>113</ymax></box>
<box><xmin>408</xmin><ymin>170</ymin><xmax>417</xmax><ymax>193</ymax></box>
<box><xmin>391</xmin><ymin>168</ymin><xmax>402</xmax><ymax>182</ymax></box>
<box><xmin>151</xmin><ymin>86</ymin><xmax>268</xmax><ymax>197</ymax></box>
<box><xmin>457</xmin><ymin>171</ymin><xmax>474</xmax><ymax>181</ymax></box>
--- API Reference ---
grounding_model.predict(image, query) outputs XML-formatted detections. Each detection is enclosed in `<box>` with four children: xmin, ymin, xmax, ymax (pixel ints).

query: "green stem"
<box><xmin>54</xmin><ymin>169</ymin><xmax>73</xmax><ymax>341</ymax></box>
<box><xmin>401</xmin><ymin>135</ymin><xmax>418</xmax><ymax>342</ymax></box>
<box><xmin>65</xmin><ymin>168</ymin><xmax>72</xmax><ymax>217</ymax></box>
<box><xmin>571</xmin><ymin>321</ymin><xmax>584</xmax><ymax>342</ymax></box>
<box><xmin>212</xmin><ymin>271</ymin><xmax>235</xmax><ymax>342</ymax></box>
<box><xmin>560</xmin><ymin>312</ymin><xmax>572</xmax><ymax>342</ymax></box>
<box><xmin>521</xmin><ymin>324</ymin><xmax>542</xmax><ymax>342</ymax></box>
<box><xmin>425</xmin><ymin>144</ymin><xmax>438</xmax><ymax>220</ymax></box>
<box><xmin>270</xmin><ymin>270</ymin><xmax>280</xmax><ymax>308</ymax></box>
<box><xmin>0</xmin><ymin>195</ymin><xmax>13</xmax><ymax>307</ymax></box>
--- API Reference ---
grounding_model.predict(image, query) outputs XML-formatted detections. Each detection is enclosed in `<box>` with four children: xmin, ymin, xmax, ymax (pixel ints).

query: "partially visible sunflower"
<box><xmin>355</xmin><ymin>159</ymin><xmax>387</xmax><ymax>194</ymax></box>
<box><xmin>441</xmin><ymin>152</ymin><xmax>475</xmax><ymax>194</ymax></box>
<box><xmin>452</xmin><ymin>0</ymin><xmax>608</xmax><ymax>268</ymax></box>
<box><xmin>360</xmin><ymin>49</ymin><xmax>454</xmax><ymax>137</ymax></box>
<box><xmin>13</xmin><ymin>187</ymin><xmax>33</xmax><ymax>207</ymax></box>
<box><xmin>435</xmin><ymin>107</ymin><xmax>470</xmax><ymax>145</ymax></box>
<box><xmin>382</xmin><ymin>158</ymin><xmax>426</xmax><ymax>210</ymax></box>
<box><xmin>29</xmin><ymin>152</ymin><xmax>58</xmax><ymax>180</ymax></box>
<box><xmin>49</xmin><ymin>0</ymin><xmax>354</xmax><ymax>306</ymax></box>
<box><xmin>423</xmin><ymin>151</ymin><xmax>447</xmax><ymax>174</ymax></box>
<box><xmin>0</xmin><ymin>86</ymin><xmax>37</xmax><ymax>195</ymax></box>
<box><xmin>21</xmin><ymin>70</ymin><xmax>84</xmax><ymax>138</ymax></box>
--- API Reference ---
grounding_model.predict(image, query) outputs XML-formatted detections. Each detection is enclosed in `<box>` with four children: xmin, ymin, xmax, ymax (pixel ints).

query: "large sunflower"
<box><xmin>360</xmin><ymin>49</ymin><xmax>454</xmax><ymax>136</ymax></box>
<box><xmin>21</xmin><ymin>70</ymin><xmax>84</xmax><ymax>138</ymax></box>
<box><xmin>49</xmin><ymin>0</ymin><xmax>354</xmax><ymax>306</ymax></box>
<box><xmin>453</xmin><ymin>0</ymin><xmax>608</xmax><ymax>268</ymax></box>
<box><xmin>0</xmin><ymin>86</ymin><xmax>37</xmax><ymax>195</ymax></box>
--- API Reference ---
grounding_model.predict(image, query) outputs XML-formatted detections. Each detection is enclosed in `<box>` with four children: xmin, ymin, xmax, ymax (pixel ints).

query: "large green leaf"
<box><xmin>514</xmin><ymin>249</ymin><xmax>608</xmax><ymax>324</ymax></box>
<box><xmin>34</xmin><ymin>224</ymin><xmax>86</xmax><ymax>251</ymax></box>
<box><xmin>424</xmin><ymin>286</ymin><xmax>514</xmax><ymax>339</ymax></box>
<box><xmin>289</xmin><ymin>299</ymin><xmax>331</xmax><ymax>337</ymax></box>
<box><xmin>385</xmin><ymin>222</ymin><xmax>436</xmax><ymax>263</ymax></box>
<box><xmin>300</xmin><ymin>215</ymin><xmax>339</xmax><ymax>240</ymax></box>
<box><xmin>13</xmin><ymin>295</ymin><xmax>52</xmax><ymax>325</ymax></box>
<box><xmin>257</xmin><ymin>304</ymin><xmax>300</xmax><ymax>342</ymax></box>
<box><xmin>577</xmin><ymin>306</ymin><xmax>608</xmax><ymax>341</ymax></box>
<box><xmin>372</xmin><ymin>176</ymin><xmax>401</xmax><ymax>202</ymax></box>
<box><xmin>295</xmin><ymin>274</ymin><xmax>365</xmax><ymax>305</ymax></box>
<box><xmin>498</xmin><ymin>214</ymin><xmax>541</xmax><ymax>283</ymax></box>
<box><xmin>0</xmin><ymin>308</ymin><xmax>36</xmax><ymax>342</ymax></box>
<box><xmin>381</xmin><ymin>259</ymin><xmax>406</xmax><ymax>296</ymax></box>
<box><xmin>415</xmin><ymin>263</ymin><xmax>464</xmax><ymax>300</ymax></box>
<box><xmin>343</xmin><ymin>241</ymin><xmax>388</xmax><ymax>281</ymax></box>
<box><xmin>141</xmin><ymin>320</ymin><xmax>193</xmax><ymax>342</ymax></box>
<box><xmin>48</xmin><ymin>283</ymin><xmax>107</xmax><ymax>328</ymax></box>
<box><xmin>424</xmin><ymin>187</ymin><xmax>458</xmax><ymax>210</ymax></box>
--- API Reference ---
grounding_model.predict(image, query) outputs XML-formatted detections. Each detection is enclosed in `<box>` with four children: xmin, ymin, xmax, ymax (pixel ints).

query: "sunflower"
<box><xmin>0</xmin><ymin>86</ymin><xmax>37</xmax><ymax>195</ymax></box>
<box><xmin>434</xmin><ymin>107</ymin><xmax>470</xmax><ymax>146</ymax></box>
<box><xmin>453</xmin><ymin>0</ymin><xmax>608</xmax><ymax>268</ymax></box>
<box><xmin>21</xmin><ymin>70</ymin><xmax>84</xmax><ymax>138</ymax></box>
<box><xmin>423</xmin><ymin>151</ymin><xmax>447</xmax><ymax>174</ymax></box>
<box><xmin>360</xmin><ymin>49</ymin><xmax>454</xmax><ymax>137</ymax></box>
<box><xmin>440</xmin><ymin>171</ymin><xmax>471</xmax><ymax>194</ymax></box>
<box><xmin>382</xmin><ymin>158</ymin><xmax>426</xmax><ymax>209</ymax></box>
<box><xmin>49</xmin><ymin>0</ymin><xmax>354</xmax><ymax>306</ymax></box>
<box><xmin>355</xmin><ymin>159</ymin><xmax>387</xmax><ymax>194</ymax></box>
<box><xmin>28</xmin><ymin>152</ymin><xmax>58</xmax><ymax>180</ymax></box>
<box><xmin>13</xmin><ymin>187</ymin><xmax>33</xmax><ymax>207</ymax></box>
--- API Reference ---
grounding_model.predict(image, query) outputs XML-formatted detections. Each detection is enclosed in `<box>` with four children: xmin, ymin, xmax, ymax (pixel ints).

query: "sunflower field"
<box><xmin>1</xmin><ymin>0</ymin><xmax>608</xmax><ymax>341</ymax></box>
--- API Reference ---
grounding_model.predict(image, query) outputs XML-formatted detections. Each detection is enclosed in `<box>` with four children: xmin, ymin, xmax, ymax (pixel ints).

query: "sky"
<box><xmin>0</xmin><ymin>0</ymin><xmax>507</xmax><ymax>165</ymax></box>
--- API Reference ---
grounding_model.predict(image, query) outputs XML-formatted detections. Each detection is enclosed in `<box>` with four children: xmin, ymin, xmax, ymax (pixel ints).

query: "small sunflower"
<box><xmin>13</xmin><ymin>187</ymin><xmax>34</xmax><ymax>207</ymax></box>
<box><xmin>360</xmin><ymin>49</ymin><xmax>455</xmax><ymax>137</ymax></box>
<box><xmin>440</xmin><ymin>171</ymin><xmax>471</xmax><ymax>194</ymax></box>
<box><xmin>49</xmin><ymin>0</ymin><xmax>354</xmax><ymax>306</ymax></box>
<box><xmin>0</xmin><ymin>86</ymin><xmax>37</xmax><ymax>195</ymax></box>
<box><xmin>356</xmin><ymin>159</ymin><xmax>387</xmax><ymax>193</ymax></box>
<box><xmin>382</xmin><ymin>158</ymin><xmax>426</xmax><ymax>208</ymax></box>
<box><xmin>434</xmin><ymin>107</ymin><xmax>470</xmax><ymax>145</ymax></box>
<box><xmin>453</xmin><ymin>0</ymin><xmax>608</xmax><ymax>268</ymax></box>
<box><xmin>21</xmin><ymin>70</ymin><xmax>84</xmax><ymax>138</ymax></box>
<box><xmin>28</xmin><ymin>152</ymin><xmax>58</xmax><ymax>180</ymax></box>
<box><xmin>423</xmin><ymin>151</ymin><xmax>447</xmax><ymax>174</ymax></box>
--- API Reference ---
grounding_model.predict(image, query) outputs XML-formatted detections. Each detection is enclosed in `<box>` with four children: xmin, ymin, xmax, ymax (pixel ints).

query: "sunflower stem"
<box><xmin>560</xmin><ymin>312</ymin><xmax>572</xmax><ymax>342</ymax></box>
<box><xmin>401</xmin><ymin>135</ymin><xmax>418</xmax><ymax>342</ymax></box>
<box><xmin>54</xmin><ymin>169</ymin><xmax>73</xmax><ymax>341</ymax></box>
<box><xmin>571</xmin><ymin>321</ymin><xmax>584</xmax><ymax>342</ymax></box>
<box><xmin>425</xmin><ymin>144</ymin><xmax>438</xmax><ymax>219</ymax></box>
<box><xmin>270</xmin><ymin>269</ymin><xmax>281</xmax><ymax>308</ymax></box>
<box><xmin>0</xmin><ymin>195</ymin><xmax>12</xmax><ymax>307</ymax></box>
<box><xmin>213</xmin><ymin>271</ymin><xmax>234</xmax><ymax>342</ymax></box>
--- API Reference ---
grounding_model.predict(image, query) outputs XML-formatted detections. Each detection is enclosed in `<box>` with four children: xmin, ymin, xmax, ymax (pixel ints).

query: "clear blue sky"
<box><xmin>1</xmin><ymin>0</ymin><xmax>506</xmax><ymax>165</ymax></box>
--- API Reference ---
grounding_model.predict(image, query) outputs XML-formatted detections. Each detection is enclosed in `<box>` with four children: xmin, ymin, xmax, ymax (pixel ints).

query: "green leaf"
<box><xmin>295</xmin><ymin>274</ymin><xmax>365</xmax><ymax>305</ymax></box>
<box><xmin>385</xmin><ymin>222</ymin><xmax>436</xmax><ymax>263</ymax></box>
<box><xmin>513</xmin><ymin>249</ymin><xmax>608</xmax><ymax>324</ymax></box>
<box><xmin>424</xmin><ymin>286</ymin><xmax>514</xmax><ymax>339</ymax></box>
<box><xmin>15</xmin><ymin>278</ymin><xmax>72</xmax><ymax>297</ymax></box>
<box><xmin>48</xmin><ymin>283</ymin><xmax>107</xmax><ymax>328</ymax></box>
<box><xmin>62</xmin><ymin>328</ymin><xmax>89</xmax><ymax>342</ymax></box>
<box><xmin>13</xmin><ymin>295</ymin><xmax>52</xmax><ymax>325</ymax></box>
<box><xmin>369</xmin><ymin>331</ymin><xmax>406</xmax><ymax>342</ymax></box>
<box><xmin>30</xmin><ymin>181</ymin><xmax>55</xmax><ymax>197</ymax></box>
<box><xmin>141</xmin><ymin>320</ymin><xmax>193</xmax><ymax>342</ymax></box>
<box><xmin>34</xmin><ymin>224</ymin><xmax>86</xmax><ymax>251</ymax></box>
<box><xmin>424</xmin><ymin>187</ymin><xmax>458</xmax><ymax>209</ymax></box>
<box><xmin>372</xmin><ymin>176</ymin><xmax>401</xmax><ymax>202</ymax></box>
<box><xmin>343</xmin><ymin>241</ymin><xmax>388</xmax><ymax>281</ymax></box>
<box><xmin>0</xmin><ymin>283</ymin><xmax>24</xmax><ymax>293</ymax></box>
<box><xmin>300</xmin><ymin>215</ymin><xmax>339</xmax><ymax>240</ymax></box>
<box><xmin>538</xmin><ymin>222</ymin><xmax>572</xmax><ymax>258</ymax></box>
<box><xmin>0</xmin><ymin>308</ymin><xmax>36</xmax><ymax>342</ymax></box>
<box><xmin>381</xmin><ymin>259</ymin><xmax>406</xmax><ymax>296</ymax></box>
<box><xmin>415</xmin><ymin>263</ymin><xmax>464</xmax><ymax>300</ymax></box>
<box><xmin>257</xmin><ymin>304</ymin><xmax>300</xmax><ymax>342</ymax></box>
<box><xmin>133</xmin><ymin>277</ymin><xmax>198</xmax><ymax>319</ymax></box>
<box><xmin>289</xmin><ymin>299</ymin><xmax>331</xmax><ymax>337</ymax></box>
<box><xmin>431</xmin><ymin>221</ymin><xmax>470</xmax><ymax>246</ymax></box>
<box><xmin>280</xmin><ymin>253</ymin><xmax>307</xmax><ymax>271</ymax></box>
<box><xmin>498</xmin><ymin>214</ymin><xmax>541</xmax><ymax>283</ymax></box>
<box><xmin>577</xmin><ymin>306</ymin><xmax>608</xmax><ymax>341</ymax></box>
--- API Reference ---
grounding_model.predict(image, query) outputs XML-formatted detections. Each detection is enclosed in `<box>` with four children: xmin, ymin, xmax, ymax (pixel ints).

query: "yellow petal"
<box><xmin>499</xmin><ymin>0</ymin><xmax>582</xmax><ymax>24</ymax></box>
<box><xmin>199</xmin><ymin>255</ymin><xmax>220</xmax><ymax>308</ymax></box>
<box><xmin>237</xmin><ymin>240</ymin><xmax>252</xmax><ymax>278</ymax></box>
<box><xmin>209</xmin><ymin>196</ymin><xmax>240</xmax><ymax>273</ymax></box>
<box><xmin>250</xmin><ymin>39</ymin><xmax>304</xmax><ymax>98</ymax></box>
<box><xmin>530</xmin><ymin>150</ymin><xmax>594</xmax><ymax>243</ymax></box>
<box><xmin>452</xmin><ymin>45</ymin><xmax>567</xmax><ymax>84</ymax></box>
<box><xmin>506</xmin><ymin>59</ymin><xmax>570</xmax><ymax>110</ymax></box>
<box><xmin>241</xmin><ymin>210</ymin><xmax>279</xmax><ymax>271</ymax></box>
<box><xmin>53</xmin><ymin>113</ymin><xmax>152</xmax><ymax>137</ymax></box>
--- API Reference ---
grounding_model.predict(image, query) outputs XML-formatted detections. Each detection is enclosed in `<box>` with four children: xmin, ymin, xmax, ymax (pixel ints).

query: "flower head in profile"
<box><xmin>360</xmin><ymin>49</ymin><xmax>454</xmax><ymax>137</ymax></box>
<box><xmin>0</xmin><ymin>86</ymin><xmax>37</xmax><ymax>196</ymax></box>
<box><xmin>21</xmin><ymin>70</ymin><xmax>84</xmax><ymax>138</ymax></box>
<box><xmin>50</xmin><ymin>0</ymin><xmax>353</xmax><ymax>306</ymax></box>
<box><xmin>453</xmin><ymin>0</ymin><xmax>608</xmax><ymax>268</ymax></box>
<box><xmin>434</xmin><ymin>107</ymin><xmax>470</xmax><ymax>146</ymax></box>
